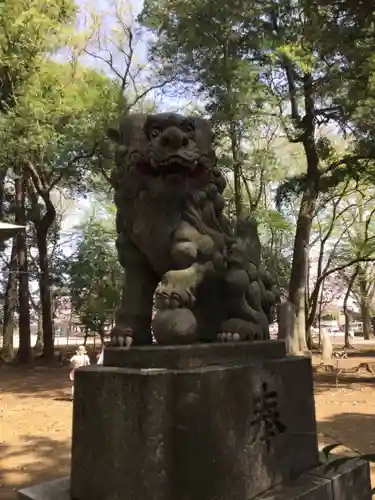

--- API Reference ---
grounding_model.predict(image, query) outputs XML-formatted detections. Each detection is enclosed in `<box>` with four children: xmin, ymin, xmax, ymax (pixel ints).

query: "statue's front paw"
<box><xmin>110</xmin><ymin>325</ymin><xmax>134</xmax><ymax>348</ymax></box>
<box><xmin>155</xmin><ymin>284</ymin><xmax>195</xmax><ymax>310</ymax></box>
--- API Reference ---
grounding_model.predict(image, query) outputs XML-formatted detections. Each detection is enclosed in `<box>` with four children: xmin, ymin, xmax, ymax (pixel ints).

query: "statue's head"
<box><xmin>107</xmin><ymin>113</ymin><xmax>216</xmax><ymax>196</ymax></box>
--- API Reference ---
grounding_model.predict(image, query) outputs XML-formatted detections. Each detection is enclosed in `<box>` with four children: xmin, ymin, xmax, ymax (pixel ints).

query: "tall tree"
<box><xmin>0</xmin><ymin>0</ymin><xmax>77</xmax><ymax>362</ymax></box>
<box><xmin>140</xmin><ymin>0</ymin><xmax>375</xmax><ymax>347</ymax></box>
<box><xmin>14</xmin><ymin>168</ymin><xmax>31</xmax><ymax>363</ymax></box>
<box><xmin>17</xmin><ymin>60</ymin><xmax>122</xmax><ymax>359</ymax></box>
<box><xmin>62</xmin><ymin>204</ymin><xmax>123</xmax><ymax>344</ymax></box>
<box><xmin>0</xmin><ymin>53</ymin><xmax>123</xmax><ymax>360</ymax></box>
<box><xmin>141</xmin><ymin>0</ymin><xmax>275</xmax><ymax>218</ymax></box>
<box><xmin>340</xmin><ymin>193</ymin><xmax>375</xmax><ymax>339</ymax></box>
<box><xmin>0</xmin><ymin>238</ymin><xmax>18</xmax><ymax>359</ymax></box>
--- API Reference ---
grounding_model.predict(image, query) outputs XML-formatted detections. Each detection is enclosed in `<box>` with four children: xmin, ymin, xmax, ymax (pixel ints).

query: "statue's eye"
<box><xmin>150</xmin><ymin>128</ymin><xmax>161</xmax><ymax>138</ymax></box>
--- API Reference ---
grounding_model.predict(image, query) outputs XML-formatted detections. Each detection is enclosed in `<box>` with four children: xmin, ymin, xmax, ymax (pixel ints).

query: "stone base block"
<box><xmin>257</xmin><ymin>458</ymin><xmax>372</xmax><ymax>499</ymax></box>
<box><xmin>70</xmin><ymin>349</ymin><xmax>319</xmax><ymax>500</ymax></box>
<box><xmin>18</xmin><ymin>477</ymin><xmax>69</xmax><ymax>499</ymax></box>
<box><xmin>309</xmin><ymin>457</ymin><xmax>372</xmax><ymax>500</ymax></box>
<box><xmin>257</xmin><ymin>474</ymin><xmax>333</xmax><ymax>499</ymax></box>
<box><xmin>18</xmin><ymin>458</ymin><xmax>372</xmax><ymax>499</ymax></box>
<box><xmin>103</xmin><ymin>340</ymin><xmax>286</xmax><ymax>369</ymax></box>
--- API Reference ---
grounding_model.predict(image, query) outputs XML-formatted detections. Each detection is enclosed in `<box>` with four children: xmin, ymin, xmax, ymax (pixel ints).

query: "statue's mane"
<box><xmin>182</xmin><ymin>172</ymin><xmax>234</xmax><ymax>248</ymax></box>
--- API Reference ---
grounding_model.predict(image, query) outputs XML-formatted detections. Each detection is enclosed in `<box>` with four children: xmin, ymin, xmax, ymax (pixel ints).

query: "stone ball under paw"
<box><xmin>152</xmin><ymin>308</ymin><xmax>198</xmax><ymax>345</ymax></box>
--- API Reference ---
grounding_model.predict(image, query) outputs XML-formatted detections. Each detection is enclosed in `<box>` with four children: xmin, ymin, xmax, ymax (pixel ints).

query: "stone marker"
<box><xmin>278</xmin><ymin>301</ymin><xmax>299</xmax><ymax>354</ymax></box>
<box><xmin>321</xmin><ymin>327</ymin><xmax>333</xmax><ymax>366</ymax></box>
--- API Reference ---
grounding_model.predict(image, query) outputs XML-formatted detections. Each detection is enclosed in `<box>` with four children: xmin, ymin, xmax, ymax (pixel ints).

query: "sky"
<box><xmin>61</xmin><ymin>0</ymin><xmax>154</xmax><ymax>236</ymax></box>
<box><xmin>58</xmin><ymin>0</ymin><xmax>209</xmax><ymax>245</ymax></box>
<box><xmin>61</xmin><ymin>0</ymin><xmax>202</xmax><ymax>240</ymax></box>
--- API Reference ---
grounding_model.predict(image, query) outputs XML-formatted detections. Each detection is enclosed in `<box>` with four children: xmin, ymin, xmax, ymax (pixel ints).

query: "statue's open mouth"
<box><xmin>137</xmin><ymin>158</ymin><xmax>205</xmax><ymax>179</ymax></box>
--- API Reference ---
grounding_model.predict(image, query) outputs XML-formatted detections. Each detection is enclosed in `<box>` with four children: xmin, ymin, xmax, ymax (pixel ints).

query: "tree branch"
<box><xmin>270</xmin><ymin>11</ymin><xmax>300</xmax><ymax>124</ymax></box>
<box><xmin>319</xmin><ymin>257</ymin><xmax>375</xmax><ymax>285</ymax></box>
<box><xmin>50</xmin><ymin>144</ymin><xmax>98</xmax><ymax>190</ymax></box>
<box><xmin>320</xmin><ymin>155</ymin><xmax>371</xmax><ymax>177</ymax></box>
<box><xmin>24</xmin><ymin>161</ymin><xmax>56</xmax><ymax>235</ymax></box>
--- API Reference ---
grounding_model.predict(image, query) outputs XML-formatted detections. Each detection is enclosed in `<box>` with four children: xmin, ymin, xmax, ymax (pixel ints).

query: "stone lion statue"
<box><xmin>107</xmin><ymin>113</ymin><xmax>280</xmax><ymax>346</ymax></box>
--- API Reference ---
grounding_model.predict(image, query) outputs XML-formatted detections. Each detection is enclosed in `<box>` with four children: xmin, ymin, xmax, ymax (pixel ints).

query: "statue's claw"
<box><xmin>217</xmin><ymin>332</ymin><xmax>243</xmax><ymax>342</ymax></box>
<box><xmin>110</xmin><ymin>326</ymin><xmax>134</xmax><ymax>349</ymax></box>
<box><xmin>218</xmin><ymin>319</ymin><xmax>268</xmax><ymax>341</ymax></box>
<box><xmin>155</xmin><ymin>285</ymin><xmax>194</xmax><ymax>310</ymax></box>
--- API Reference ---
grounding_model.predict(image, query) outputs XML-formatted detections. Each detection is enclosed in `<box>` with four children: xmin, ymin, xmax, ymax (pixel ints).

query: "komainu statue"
<box><xmin>107</xmin><ymin>113</ymin><xmax>280</xmax><ymax>346</ymax></box>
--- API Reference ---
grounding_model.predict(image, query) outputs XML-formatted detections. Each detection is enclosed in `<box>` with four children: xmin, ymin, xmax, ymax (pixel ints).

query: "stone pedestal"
<box><xmin>70</xmin><ymin>354</ymin><xmax>318</xmax><ymax>499</ymax></box>
<box><xmin>257</xmin><ymin>457</ymin><xmax>372</xmax><ymax>499</ymax></box>
<box><xmin>18</xmin><ymin>458</ymin><xmax>372</xmax><ymax>500</ymax></box>
<box><xmin>18</xmin><ymin>341</ymin><xmax>373</xmax><ymax>500</ymax></box>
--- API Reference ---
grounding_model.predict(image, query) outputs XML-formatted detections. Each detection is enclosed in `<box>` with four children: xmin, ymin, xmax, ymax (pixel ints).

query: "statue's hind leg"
<box><xmin>218</xmin><ymin>268</ymin><xmax>270</xmax><ymax>342</ymax></box>
<box><xmin>218</xmin><ymin>318</ymin><xmax>268</xmax><ymax>342</ymax></box>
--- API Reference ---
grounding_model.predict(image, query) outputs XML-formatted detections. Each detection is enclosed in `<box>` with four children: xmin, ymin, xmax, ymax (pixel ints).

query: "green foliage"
<box><xmin>0</xmin><ymin>0</ymin><xmax>133</xmax><ymax>358</ymax></box>
<box><xmin>0</xmin><ymin>0</ymin><xmax>76</xmax><ymax>110</ymax></box>
<box><xmin>141</xmin><ymin>0</ymin><xmax>375</xmax><ymax>201</ymax></box>
<box><xmin>142</xmin><ymin>0</ymin><xmax>286</xmax><ymax>219</ymax></box>
<box><xmin>257</xmin><ymin>209</ymin><xmax>294</xmax><ymax>294</ymax></box>
<box><xmin>0</xmin><ymin>0</ymin><xmax>126</xmax><ymax>197</ymax></box>
<box><xmin>321</xmin><ymin>443</ymin><xmax>342</xmax><ymax>462</ymax></box>
<box><xmin>321</xmin><ymin>314</ymin><xmax>335</xmax><ymax>321</ymax></box>
<box><xmin>0</xmin><ymin>59</ymin><xmax>123</xmax><ymax>189</ymax></box>
<box><xmin>63</xmin><ymin>206</ymin><xmax>122</xmax><ymax>338</ymax></box>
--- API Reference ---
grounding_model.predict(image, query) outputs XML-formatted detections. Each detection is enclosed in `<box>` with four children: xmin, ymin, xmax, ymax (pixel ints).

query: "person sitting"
<box><xmin>69</xmin><ymin>345</ymin><xmax>90</xmax><ymax>399</ymax></box>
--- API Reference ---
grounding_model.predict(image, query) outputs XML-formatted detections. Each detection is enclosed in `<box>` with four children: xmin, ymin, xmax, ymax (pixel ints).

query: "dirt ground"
<box><xmin>1</xmin><ymin>350</ymin><xmax>375</xmax><ymax>499</ymax></box>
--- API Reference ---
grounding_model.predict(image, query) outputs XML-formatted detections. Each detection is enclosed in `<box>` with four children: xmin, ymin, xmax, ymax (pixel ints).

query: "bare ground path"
<box><xmin>1</xmin><ymin>352</ymin><xmax>375</xmax><ymax>499</ymax></box>
<box><xmin>0</xmin><ymin>366</ymin><xmax>72</xmax><ymax>499</ymax></box>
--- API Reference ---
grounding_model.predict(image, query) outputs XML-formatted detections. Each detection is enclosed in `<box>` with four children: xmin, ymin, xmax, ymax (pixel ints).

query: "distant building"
<box><xmin>0</xmin><ymin>222</ymin><xmax>24</xmax><ymax>245</ymax></box>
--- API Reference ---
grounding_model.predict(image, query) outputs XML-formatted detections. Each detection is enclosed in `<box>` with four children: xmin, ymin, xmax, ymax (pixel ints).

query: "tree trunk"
<box><xmin>287</xmin><ymin>72</ymin><xmax>320</xmax><ymax>352</ymax></box>
<box><xmin>357</xmin><ymin>267</ymin><xmax>373</xmax><ymax>340</ymax></box>
<box><xmin>99</xmin><ymin>322</ymin><xmax>106</xmax><ymax>345</ymax></box>
<box><xmin>361</xmin><ymin>301</ymin><xmax>372</xmax><ymax>340</ymax></box>
<box><xmin>0</xmin><ymin>169</ymin><xmax>6</xmax><ymax>213</ymax></box>
<box><xmin>33</xmin><ymin>308</ymin><xmax>43</xmax><ymax>351</ymax></box>
<box><xmin>304</xmin><ymin>291</ymin><xmax>313</xmax><ymax>349</ymax></box>
<box><xmin>288</xmin><ymin>189</ymin><xmax>317</xmax><ymax>351</ymax></box>
<box><xmin>36</xmin><ymin>228</ymin><xmax>54</xmax><ymax>360</ymax></box>
<box><xmin>0</xmin><ymin>238</ymin><xmax>18</xmax><ymax>359</ymax></box>
<box><xmin>15</xmin><ymin>170</ymin><xmax>31</xmax><ymax>364</ymax></box>
<box><xmin>0</xmin><ymin>169</ymin><xmax>7</xmax><ymax>245</ymax></box>
<box><xmin>229</xmin><ymin>121</ymin><xmax>243</xmax><ymax>219</ymax></box>
<box><xmin>344</xmin><ymin>310</ymin><xmax>350</xmax><ymax>347</ymax></box>
<box><xmin>343</xmin><ymin>268</ymin><xmax>358</xmax><ymax>348</ymax></box>
<box><xmin>317</xmin><ymin>277</ymin><xmax>325</xmax><ymax>348</ymax></box>
<box><xmin>84</xmin><ymin>327</ymin><xmax>89</xmax><ymax>345</ymax></box>
<box><xmin>25</xmin><ymin>161</ymin><xmax>57</xmax><ymax>361</ymax></box>
<box><xmin>305</xmin><ymin>324</ymin><xmax>312</xmax><ymax>350</ymax></box>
